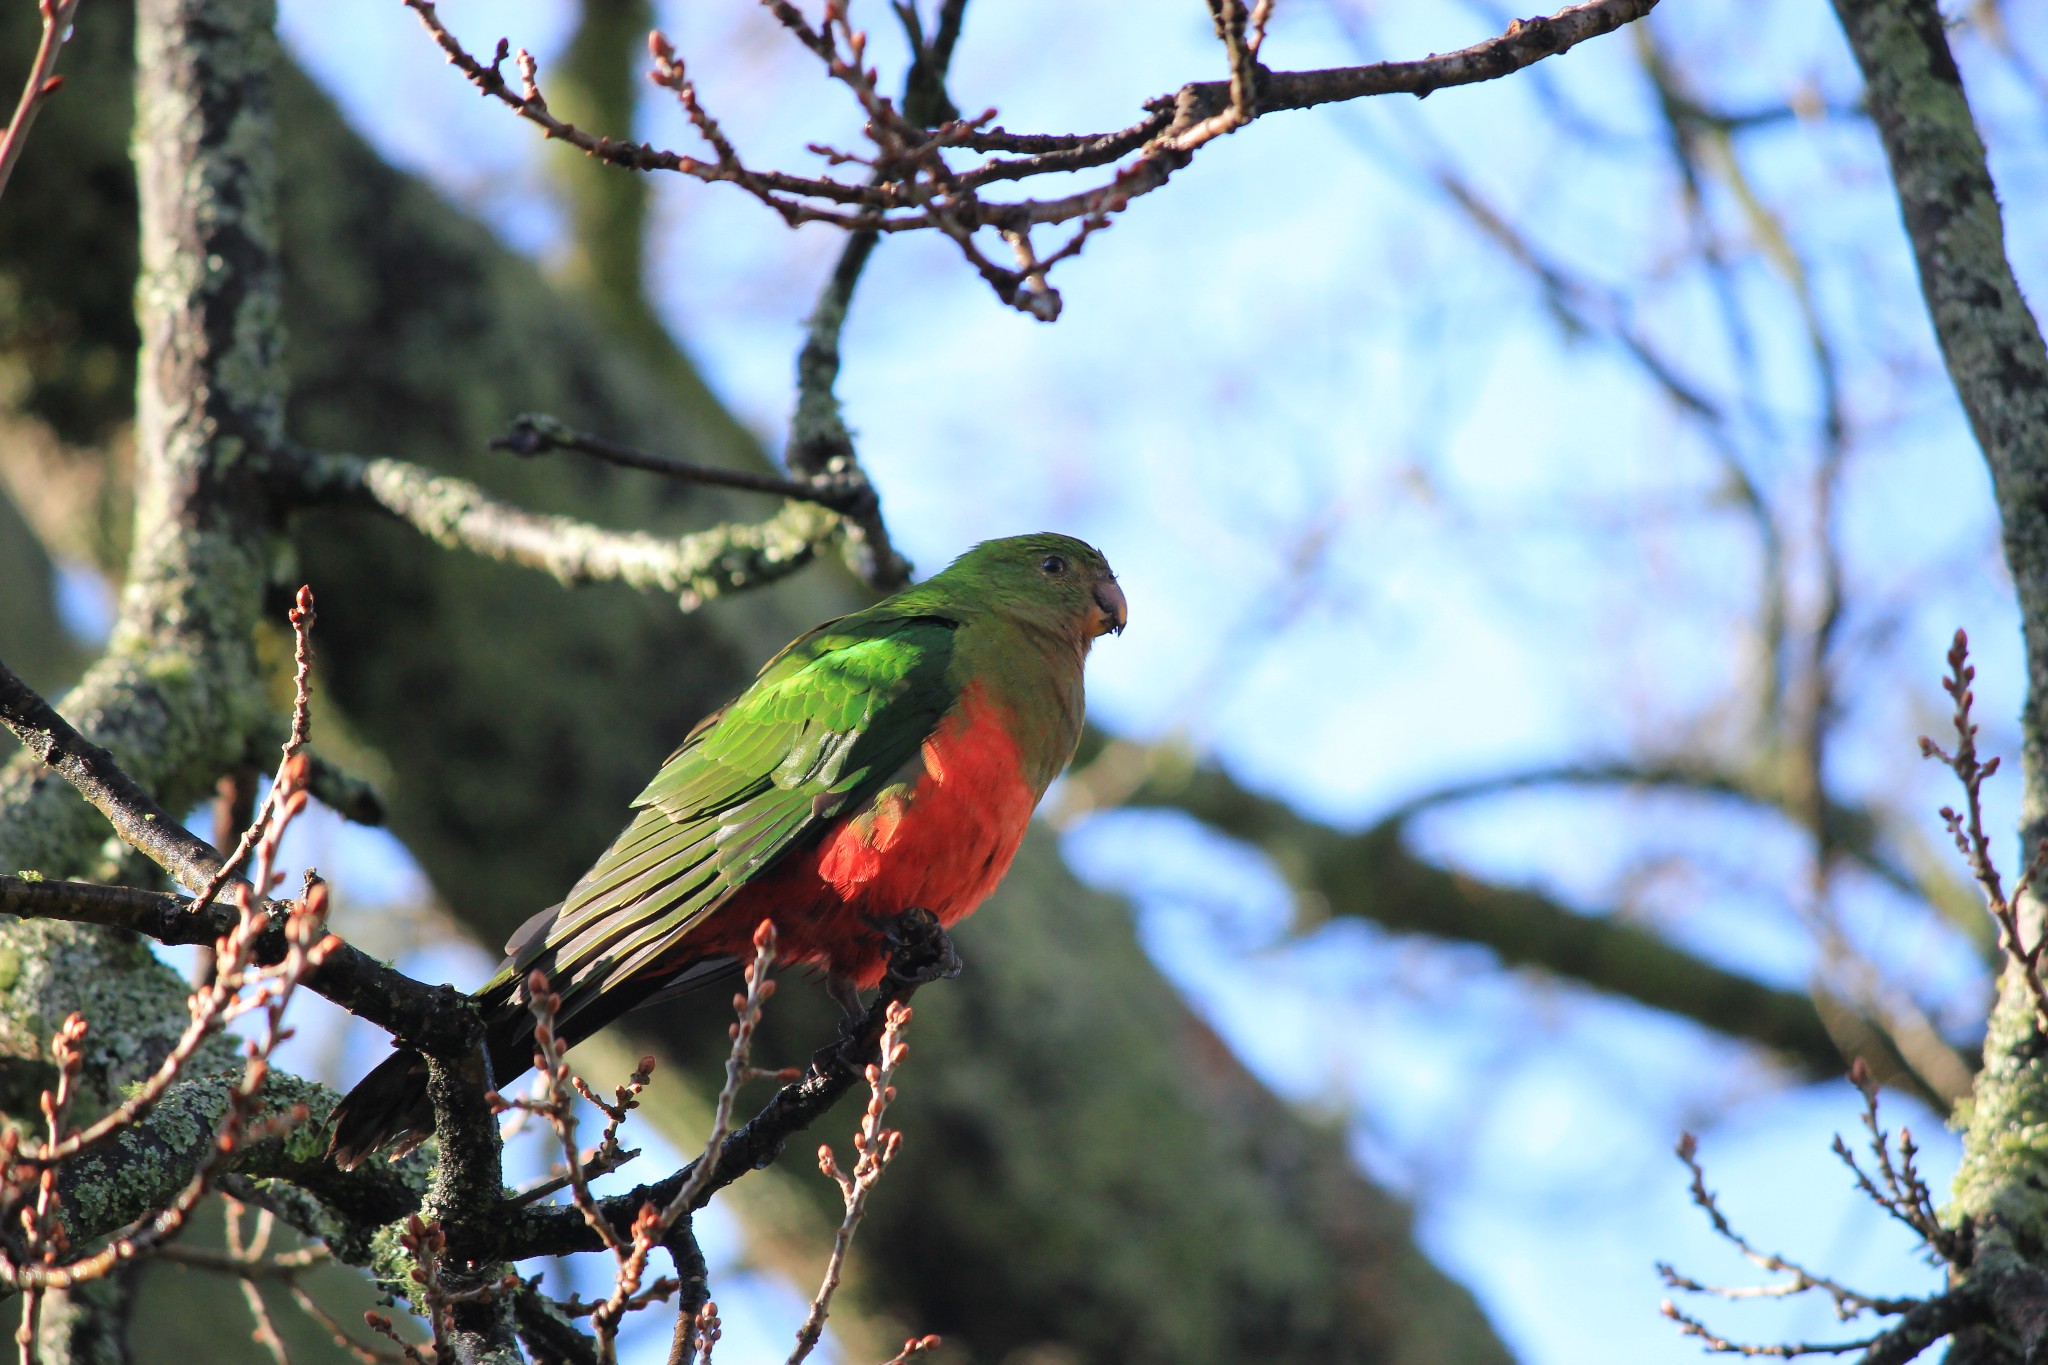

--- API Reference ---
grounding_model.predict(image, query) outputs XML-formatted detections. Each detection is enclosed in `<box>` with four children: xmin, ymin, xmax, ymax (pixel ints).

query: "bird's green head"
<box><xmin>931</xmin><ymin>533</ymin><xmax>1127</xmax><ymax>642</ymax></box>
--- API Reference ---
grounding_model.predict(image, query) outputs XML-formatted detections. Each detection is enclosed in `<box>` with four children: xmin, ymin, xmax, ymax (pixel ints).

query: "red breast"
<box><xmin>683</xmin><ymin>681</ymin><xmax>1039</xmax><ymax>990</ymax></box>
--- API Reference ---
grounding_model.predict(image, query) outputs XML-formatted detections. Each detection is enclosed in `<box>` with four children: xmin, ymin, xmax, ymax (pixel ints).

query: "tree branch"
<box><xmin>1075</xmin><ymin>736</ymin><xmax>1936</xmax><ymax>1091</ymax></box>
<box><xmin>1853</xmin><ymin>1289</ymin><xmax>1988</xmax><ymax>1365</ymax></box>
<box><xmin>484</xmin><ymin>911</ymin><xmax>959</xmax><ymax>1263</ymax></box>
<box><xmin>0</xmin><ymin>874</ymin><xmax>481</xmax><ymax>1062</ymax></box>
<box><xmin>0</xmin><ymin>654</ymin><xmax>227</xmax><ymax>894</ymax></box>
<box><xmin>494</xmin><ymin>413</ymin><xmax>876</xmax><ymax>515</ymax></box>
<box><xmin>402</xmin><ymin>0</ymin><xmax>1657</xmax><ymax>311</ymax></box>
<box><xmin>283</xmin><ymin>446</ymin><xmax>837</xmax><ymax>611</ymax></box>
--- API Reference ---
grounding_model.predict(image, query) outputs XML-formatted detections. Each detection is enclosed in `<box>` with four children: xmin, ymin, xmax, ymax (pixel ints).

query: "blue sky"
<box><xmin>232</xmin><ymin>1</ymin><xmax>2048</xmax><ymax>1360</ymax></box>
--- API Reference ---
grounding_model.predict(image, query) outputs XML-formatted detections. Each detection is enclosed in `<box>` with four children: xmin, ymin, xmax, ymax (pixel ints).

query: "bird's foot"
<box><xmin>812</xmin><ymin>910</ymin><xmax>963</xmax><ymax>1075</ymax></box>
<box><xmin>881</xmin><ymin>906</ymin><xmax>963</xmax><ymax>988</ymax></box>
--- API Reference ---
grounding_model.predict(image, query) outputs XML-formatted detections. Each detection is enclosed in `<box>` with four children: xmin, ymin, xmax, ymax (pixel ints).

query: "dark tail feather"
<box><xmin>326</xmin><ymin>1047</ymin><xmax>432</xmax><ymax>1170</ymax></box>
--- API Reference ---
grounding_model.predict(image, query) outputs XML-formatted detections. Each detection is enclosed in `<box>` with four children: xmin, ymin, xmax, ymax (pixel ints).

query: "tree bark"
<box><xmin>0</xmin><ymin>3</ymin><xmax>286</xmax><ymax>1364</ymax></box>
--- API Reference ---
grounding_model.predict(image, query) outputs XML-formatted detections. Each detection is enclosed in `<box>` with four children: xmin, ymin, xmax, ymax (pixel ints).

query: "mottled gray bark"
<box><xmin>1831</xmin><ymin>0</ymin><xmax>2048</xmax><ymax>1357</ymax></box>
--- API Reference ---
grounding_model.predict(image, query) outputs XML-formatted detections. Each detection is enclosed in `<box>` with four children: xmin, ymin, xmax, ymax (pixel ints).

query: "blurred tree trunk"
<box><xmin>0</xmin><ymin>4</ymin><xmax>1512</xmax><ymax>1362</ymax></box>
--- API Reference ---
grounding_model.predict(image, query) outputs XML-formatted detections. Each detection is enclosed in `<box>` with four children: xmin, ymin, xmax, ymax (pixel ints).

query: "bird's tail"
<box><xmin>325</xmin><ymin>1046</ymin><xmax>433</xmax><ymax>1170</ymax></box>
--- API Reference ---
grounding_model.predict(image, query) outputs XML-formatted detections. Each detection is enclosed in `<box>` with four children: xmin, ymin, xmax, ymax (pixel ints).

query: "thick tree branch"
<box><xmin>0</xmin><ymin>655</ymin><xmax>228</xmax><ymax>894</ymax></box>
<box><xmin>0</xmin><ymin>873</ymin><xmax>481</xmax><ymax>1061</ymax></box>
<box><xmin>284</xmin><ymin>446</ymin><xmax>836</xmax><ymax>611</ymax></box>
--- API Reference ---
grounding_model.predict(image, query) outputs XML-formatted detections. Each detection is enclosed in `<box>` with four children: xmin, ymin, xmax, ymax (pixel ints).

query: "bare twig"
<box><xmin>1662</xmin><ymin>1131</ymin><xmax>1917</xmax><ymax>1322</ymax></box>
<box><xmin>692</xmin><ymin>1301</ymin><xmax>722</xmax><ymax>1365</ymax></box>
<box><xmin>1919</xmin><ymin>629</ymin><xmax>2048</xmax><ymax>1028</ymax></box>
<box><xmin>489</xmin><ymin>908</ymin><xmax>960</xmax><ymax>1262</ymax></box>
<box><xmin>365</xmin><ymin>1306</ymin><xmax>434</xmax><ymax>1365</ymax></box>
<box><xmin>871</xmin><ymin>1336</ymin><xmax>943</xmax><ymax>1365</ymax></box>
<box><xmin>660</xmin><ymin>922</ymin><xmax>787</xmax><ymax>1236</ymax></box>
<box><xmin>495</xmin><ymin>973</ymin><xmax>670</xmax><ymax>1363</ymax></box>
<box><xmin>1660</xmin><ymin>1299</ymin><xmax>1885</xmax><ymax>1358</ymax></box>
<box><xmin>184</xmin><ymin>587</ymin><xmax>321</xmax><ymax>925</ymax></box>
<box><xmin>495</xmin><ymin>414</ymin><xmax>876</xmax><ymax>514</ymax></box>
<box><xmin>0</xmin><ymin>0</ymin><xmax>82</xmax><ymax>204</ymax></box>
<box><xmin>788</xmin><ymin>1001</ymin><xmax>916</xmax><ymax>1364</ymax></box>
<box><xmin>400</xmin><ymin>0</ymin><xmax>1658</xmax><ymax>312</ymax></box>
<box><xmin>289</xmin><ymin>1286</ymin><xmax>408</xmax><ymax>1365</ymax></box>
<box><xmin>1658</xmin><ymin>1097</ymin><xmax>1983</xmax><ymax>1362</ymax></box>
<box><xmin>1828</xmin><ymin>1060</ymin><xmax>1966</xmax><ymax>1264</ymax></box>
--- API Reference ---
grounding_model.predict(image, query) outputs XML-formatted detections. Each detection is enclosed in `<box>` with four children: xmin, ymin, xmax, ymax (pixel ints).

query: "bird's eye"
<box><xmin>1040</xmin><ymin>555</ymin><xmax>1069</xmax><ymax>575</ymax></box>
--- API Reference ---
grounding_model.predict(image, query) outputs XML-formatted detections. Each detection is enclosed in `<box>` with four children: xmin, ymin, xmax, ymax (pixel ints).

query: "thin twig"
<box><xmin>788</xmin><ymin>1001</ymin><xmax>915</xmax><ymax>1364</ymax></box>
<box><xmin>400</xmin><ymin>0</ymin><xmax>1658</xmax><ymax>311</ymax></box>
<box><xmin>496</xmin><ymin>975</ymin><xmax>668</xmax><ymax>1363</ymax></box>
<box><xmin>1827</xmin><ymin>1060</ymin><xmax>1965</xmax><ymax>1263</ymax></box>
<box><xmin>1920</xmin><ymin>630</ymin><xmax>2048</xmax><ymax>1031</ymax></box>
<box><xmin>0</xmin><ymin>0</ymin><xmax>82</xmax><ymax>204</ymax></box>
<box><xmin>288</xmin><ymin>1285</ymin><xmax>409</xmax><ymax>1365</ymax></box>
<box><xmin>487</xmin><ymin>909</ymin><xmax>960</xmax><ymax>1262</ymax></box>
<box><xmin>495</xmin><ymin>414</ymin><xmax>872</xmax><ymax>513</ymax></box>
<box><xmin>872</xmin><ymin>1336</ymin><xmax>943</xmax><ymax>1365</ymax></box>
<box><xmin>660</xmin><ymin>922</ymin><xmax>784</xmax><ymax>1235</ymax></box>
<box><xmin>1660</xmin><ymin>1299</ymin><xmax>1885</xmax><ymax>1358</ymax></box>
<box><xmin>1664</xmin><ymin>1131</ymin><xmax>1917</xmax><ymax>1320</ymax></box>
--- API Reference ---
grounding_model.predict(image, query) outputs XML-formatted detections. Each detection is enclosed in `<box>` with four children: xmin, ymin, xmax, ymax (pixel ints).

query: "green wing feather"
<box><xmin>496</xmin><ymin>609</ymin><xmax>961</xmax><ymax>1027</ymax></box>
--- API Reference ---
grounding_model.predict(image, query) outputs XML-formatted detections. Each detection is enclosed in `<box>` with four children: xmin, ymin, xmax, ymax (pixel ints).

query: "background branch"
<box><xmin>1072</xmin><ymin>736</ymin><xmax>1946</xmax><ymax>1097</ymax></box>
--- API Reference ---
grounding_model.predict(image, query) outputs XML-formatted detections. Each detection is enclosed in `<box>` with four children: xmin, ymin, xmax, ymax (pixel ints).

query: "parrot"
<box><xmin>327</xmin><ymin>532</ymin><xmax>1127</xmax><ymax>1168</ymax></box>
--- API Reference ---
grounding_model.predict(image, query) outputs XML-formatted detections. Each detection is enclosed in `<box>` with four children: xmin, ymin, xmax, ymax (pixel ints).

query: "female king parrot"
<box><xmin>328</xmin><ymin>533</ymin><xmax>1126</xmax><ymax>1167</ymax></box>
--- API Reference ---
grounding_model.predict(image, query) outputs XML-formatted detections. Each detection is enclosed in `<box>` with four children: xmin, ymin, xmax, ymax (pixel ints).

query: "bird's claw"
<box><xmin>811</xmin><ymin>910</ymin><xmax>963</xmax><ymax>1074</ymax></box>
<box><xmin>881</xmin><ymin>906</ymin><xmax>963</xmax><ymax>987</ymax></box>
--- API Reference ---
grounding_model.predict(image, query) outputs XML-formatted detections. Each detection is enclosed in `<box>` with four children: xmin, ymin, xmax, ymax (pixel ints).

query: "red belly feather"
<box><xmin>679</xmin><ymin>682</ymin><xmax>1039</xmax><ymax>990</ymax></box>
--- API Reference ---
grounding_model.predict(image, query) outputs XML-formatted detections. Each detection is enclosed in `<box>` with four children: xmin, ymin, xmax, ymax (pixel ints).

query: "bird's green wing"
<box><xmin>510</xmin><ymin>611</ymin><xmax>960</xmax><ymax>1025</ymax></box>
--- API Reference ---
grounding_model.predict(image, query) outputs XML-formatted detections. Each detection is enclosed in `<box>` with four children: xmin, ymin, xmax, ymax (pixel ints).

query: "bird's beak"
<box><xmin>1091</xmin><ymin>577</ymin><xmax>1128</xmax><ymax>638</ymax></box>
